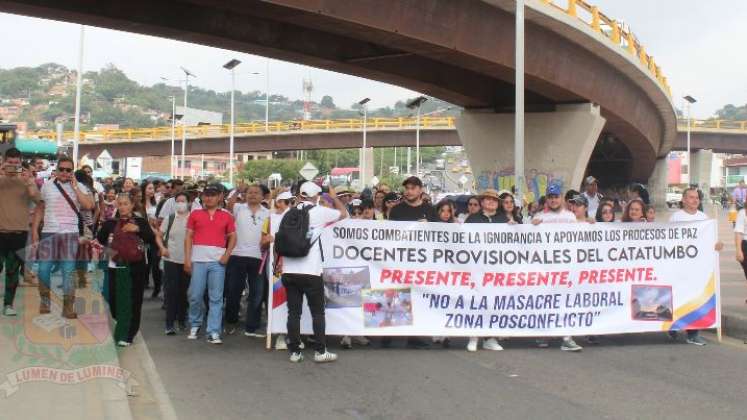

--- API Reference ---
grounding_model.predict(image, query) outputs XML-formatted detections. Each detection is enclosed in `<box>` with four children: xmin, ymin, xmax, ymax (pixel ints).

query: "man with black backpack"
<box><xmin>275</xmin><ymin>181</ymin><xmax>347</xmax><ymax>363</ymax></box>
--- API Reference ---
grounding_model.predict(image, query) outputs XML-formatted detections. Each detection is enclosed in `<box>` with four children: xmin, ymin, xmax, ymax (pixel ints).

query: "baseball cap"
<box><xmin>276</xmin><ymin>191</ymin><xmax>293</xmax><ymax>201</ymax></box>
<box><xmin>570</xmin><ymin>194</ymin><xmax>589</xmax><ymax>207</ymax></box>
<box><xmin>202</xmin><ymin>183</ymin><xmax>224</xmax><ymax>195</ymax></box>
<box><xmin>299</xmin><ymin>181</ymin><xmax>322</xmax><ymax>198</ymax></box>
<box><xmin>351</xmin><ymin>198</ymin><xmax>363</xmax><ymax>207</ymax></box>
<box><xmin>546</xmin><ymin>184</ymin><xmax>562</xmax><ymax>196</ymax></box>
<box><xmin>585</xmin><ymin>176</ymin><xmax>598</xmax><ymax>185</ymax></box>
<box><xmin>402</xmin><ymin>176</ymin><xmax>423</xmax><ymax>188</ymax></box>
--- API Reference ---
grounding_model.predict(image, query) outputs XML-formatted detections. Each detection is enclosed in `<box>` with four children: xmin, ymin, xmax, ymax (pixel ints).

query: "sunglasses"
<box><xmin>57</xmin><ymin>167</ymin><xmax>74</xmax><ymax>173</ymax></box>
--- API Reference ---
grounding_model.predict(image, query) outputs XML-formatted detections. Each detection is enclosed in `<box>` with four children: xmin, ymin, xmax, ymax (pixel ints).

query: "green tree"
<box><xmin>239</xmin><ymin>159</ymin><xmax>304</xmax><ymax>183</ymax></box>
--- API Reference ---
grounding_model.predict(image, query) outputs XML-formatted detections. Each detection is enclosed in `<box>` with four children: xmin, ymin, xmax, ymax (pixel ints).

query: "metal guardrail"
<box><xmin>29</xmin><ymin>117</ymin><xmax>747</xmax><ymax>146</ymax></box>
<box><xmin>677</xmin><ymin>119</ymin><xmax>747</xmax><ymax>132</ymax></box>
<box><xmin>543</xmin><ymin>0</ymin><xmax>671</xmax><ymax>97</ymax></box>
<box><xmin>33</xmin><ymin>117</ymin><xmax>456</xmax><ymax>143</ymax></box>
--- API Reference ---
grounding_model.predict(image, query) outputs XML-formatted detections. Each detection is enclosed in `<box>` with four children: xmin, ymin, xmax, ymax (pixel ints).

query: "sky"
<box><xmin>0</xmin><ymin>1</ymin><xmax>743</xmax><ymax>118</ymax></box>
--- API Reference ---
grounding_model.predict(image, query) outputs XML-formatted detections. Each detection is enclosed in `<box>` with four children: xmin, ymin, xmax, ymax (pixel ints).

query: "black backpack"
<box><xmin>274</xmin><ymin>205</ymin><xmax>319</xmax><ymax>258</ymax></box>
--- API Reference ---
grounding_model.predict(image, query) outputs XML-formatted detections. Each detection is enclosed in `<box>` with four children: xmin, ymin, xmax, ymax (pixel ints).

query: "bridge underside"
<box><xmin>1</xmin><ymin>0</ymin><xmax>673</xmax><ymax>179</ymax></box>
<box><xmin>77</xmin><ymin>130</ymin><xmax>460</xmax><ymax>159</ymax></box>
<box><xmin>672</xmin><ymin>131</ymin><xmax>747</xmax><ymax>154</ymax></box>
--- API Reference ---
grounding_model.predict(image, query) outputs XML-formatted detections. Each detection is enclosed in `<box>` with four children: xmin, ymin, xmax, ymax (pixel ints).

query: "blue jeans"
<box><xmin>37</xmin><ymin>233</ymin><xmax>78</xmax><ymax>296</ymax></box>
<box><xmin>188</xmin><ymin>261</ymin><xmax>225</xmax><ymax>335</ymax></box>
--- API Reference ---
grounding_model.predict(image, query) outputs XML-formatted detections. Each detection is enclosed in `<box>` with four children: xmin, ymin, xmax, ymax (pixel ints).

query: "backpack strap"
<box><xmin>53</xmin><ymin>181</ymin><xmax>84</xmax><ymax>236</ymax></box>
<box><xmin>164</xmin><ymin>214</ymin><xmax>176</xmax><ymax>244</ymax></box>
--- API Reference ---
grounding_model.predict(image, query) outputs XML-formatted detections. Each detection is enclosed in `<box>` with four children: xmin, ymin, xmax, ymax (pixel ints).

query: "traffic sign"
<box><xmin>299</xmin><ymin>162</ymin><xmax>319</xmax><ymax>180</ymax></box>
<box><xmin>389</xmin><ymin>166</ymin><xmax>399</xmax><ymax>175</ymax></box>
<box><xmin>96</xmin><ymin>150</ymin><xmax>112</xmax><ymax>169</ymax></box>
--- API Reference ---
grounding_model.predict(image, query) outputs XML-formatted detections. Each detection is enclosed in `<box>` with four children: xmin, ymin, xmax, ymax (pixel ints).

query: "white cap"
<box><xmin>299</xmin><ymin>181</ymin><xmax>321</xmax><ymax>198</ymax></box>
<box><xmin>276</xmin><ymin>191</ymin><xmax>293</xmax><ymax>201</ymax></box>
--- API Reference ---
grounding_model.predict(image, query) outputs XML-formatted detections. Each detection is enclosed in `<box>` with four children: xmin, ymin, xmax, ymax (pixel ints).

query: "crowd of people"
<box><xmin>0</xmin><ymin>149</ymin><xmax>726</xmax><ymax>365</ymax></box>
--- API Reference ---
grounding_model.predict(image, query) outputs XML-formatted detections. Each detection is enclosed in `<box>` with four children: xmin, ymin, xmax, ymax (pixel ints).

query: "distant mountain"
<box><xmin>0</xmin><ymin>63</ymin><xmax>459</xmax><ymax>131</ymax></box>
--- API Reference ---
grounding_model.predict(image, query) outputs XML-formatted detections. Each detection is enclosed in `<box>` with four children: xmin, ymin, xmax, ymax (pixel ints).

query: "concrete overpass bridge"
<box><xmin>40</xmin><ymin>116</ymin><xmax>747</xmax><ymax>160</ymax></box>
<box><xmin>3</xmin><ymin>0</ymin><xmax>676</xmax><ymax>191</ymax></box>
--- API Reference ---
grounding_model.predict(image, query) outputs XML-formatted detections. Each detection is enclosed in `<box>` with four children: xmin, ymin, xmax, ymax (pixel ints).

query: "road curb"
<box><xmin>118</xmin><ymin>332</ymin><xmax>178</xmax><ymax>420</ymax></box>
<box><xmin>722</xmin><ymin>312</ymin><xmax>747</xmax><ymax>340</ymax></box>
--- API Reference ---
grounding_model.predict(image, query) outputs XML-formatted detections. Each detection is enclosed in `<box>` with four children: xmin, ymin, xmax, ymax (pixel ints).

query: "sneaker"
<box><xmin>352</xmin><ymin>336</ymin><xmax>370</xmax><ymax>346</ymax></box>
<box><xmin>275</xmin><ymin>335</ymin><xmax>288</xmax><ymax>351</ymax></box>
<box><xmin>536</xmin><ymin>339</ymin><xmax>549</xmax><ymax>348</ymax></box>
<box><xmin>289</xmin><ymin>352</ymin><xmax>304</xmax><ymax>363</ymax></box>
<box><xmin>165</xmin><ymin>328</ymin><xmax>176</xmax><ymax>336</ymax></box>
<box><xmin>187</xmin><ymin>327</ymin><xmax>199</xmax><ymax>340</ymax></box>
<box><xmin>116</xmin><ymin>340</ymin><xmax>132</xmax><ymax>347</ymax></box>
<box><xmin>225</xmin><ymin>323</ymin><xmax>237</xmax><ymax>335</ymax></box>
<box><xmin>340</xmin><ymin>336</ymin><xmax>353</xmax><ymax>349</ymax></box>
<box><xmin>178</xmin><ymin>321</ymin><xmax>188</xmax><ymax>332</ymax></box>
<box><xmin>243</xmin><ymin>331</ymin><xmax>267</xmax><ymax>338</ymax></box>
<box><xmin>313</xmin><ymin>350</ymin><xmax>338</xmax><ymax>363</ymax></box>
<box><xmin>466</xmin><ymin>337</ymin><xmax>478</xmax><ymax>352</ymax></box>
<box><xmin>3</xmin><ymin>306</ymin><xmax>17</xmax><ymax>316</ymax></box>
<box><xmin>686</xmin><ymin>335</ymin><xmax>707</xmax><ymax>346</ymax></box>
<box><xmin>560</xmin><ymin>338</ymin><xmax>583</xmax><ymax>352</ymax></box>
<box><xmin>207</xmin><ymin>333</ymin><xmax>223</xmax><ymax>344</ymax></box>
<box><xmin>482</xmin><ymin>338</ymin><xmax>504</xmax><ymax>351</ymax></box>
<box><xmin>586</xmin><ymin>335</ymin><xmax>600</xmax><ymax>345</ymax></box>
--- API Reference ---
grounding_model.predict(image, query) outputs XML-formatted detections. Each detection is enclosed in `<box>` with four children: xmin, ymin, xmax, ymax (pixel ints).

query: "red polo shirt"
<box><xmin>187</xmin><ymin>208</ymin><xmax>236</xmax><ymax>262</ymax></box>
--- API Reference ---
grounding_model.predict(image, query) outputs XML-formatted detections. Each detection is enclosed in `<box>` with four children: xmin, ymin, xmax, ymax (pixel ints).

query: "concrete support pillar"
<box><xmin>647</xmin><ymin>156</ymin><xmax>669</xmax><ymax>209</ymax></box>
<box><xmin>456</xmin><ymin>103</ymin><xmax>606</xmax><ymax>201</ymax></box>
<box><xmin>358</xmin><ymin>147</ymin><xmax>375</xmax><ymax>188</ymax></box>
<box><xmin>690</xmin><ymin>149</ymin><xmax>713</xmax><ymax>202</ymax></box>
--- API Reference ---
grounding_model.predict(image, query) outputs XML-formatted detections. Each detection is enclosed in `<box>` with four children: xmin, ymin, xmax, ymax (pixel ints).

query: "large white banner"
<box><xmin>270</xmin><ymin>219</ymin><xmax>719</xmax><ymax>337</ymax></box>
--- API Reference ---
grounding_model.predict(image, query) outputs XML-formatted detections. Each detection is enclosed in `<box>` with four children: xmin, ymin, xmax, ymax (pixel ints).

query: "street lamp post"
<box><xmin>515</xmin><ymin>0</ymin><xmax>525</xmax><ymax>205</ymax></box>
<box><xmin>265</xmin><ymin>59</ymin><xmax>270</xmax><ymax>132</ymax></box>
<box><xmin>406</xmin><ymin>96</ymin><xmax>428</xmax><ymax>177</ymax></box>
<box><xmin>223</xmin><ymin>59</ymin><xmax>242</xmax><ymax>186</ymax></box>
<box><xmin>358</xmin><ymin>98</ymin><xmax>370</xmax><ymax>187</ymax></box>
<box><xmin>180</xmin><ymin>67</ymin><xmax>195</xmax><ymax>180</ymax></box>
<box><xmin>72</xmin><ymin>25</ymin><xmax>85</xmax><ymax>168</ymax></box>
<box><xmin>169</xmin><ymin>96</ymin><xmax>176</xmax><ymax>177</ymax></box>
<box><xmin>684</xmin><ymin>95</ymin><xmax>697</xmax><ymax>185</ymax></box>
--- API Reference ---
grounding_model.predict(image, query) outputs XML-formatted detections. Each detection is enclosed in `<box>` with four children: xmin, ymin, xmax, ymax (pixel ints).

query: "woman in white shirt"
<box><xmin>142</xmin><ymin>181</ymin><xmax>163</xmax><ymax>299</ymax></box>
<box><xmin>158</xmin><ymin>192</ymin><xmax>191</xmax><ymax>335</ymax></box>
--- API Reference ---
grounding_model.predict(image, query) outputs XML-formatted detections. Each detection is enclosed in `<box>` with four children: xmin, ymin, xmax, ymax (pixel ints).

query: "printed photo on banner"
<box><xmin>323</xmin><ymin>266</ymin><xmax>371</xmax><ymax>308</ymax></box>
<box><xmin>631</xmin><ymin>285</ymin><xmax>673</xmax><ymax>321</ymax></box>
<box><xmin>362</xmin><ymin>288</ymin><xmax>414</xmax><ymax>328</ymax></box>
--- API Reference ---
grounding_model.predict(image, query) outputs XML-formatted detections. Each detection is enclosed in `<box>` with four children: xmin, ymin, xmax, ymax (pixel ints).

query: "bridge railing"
<box><xmin>543</xmin><ymin>0</ymin><xmax>671</xmax><ymax>97</ymax></box>
<box><xmin>32</xmin><ymin>116</ymin><xmax>456</xmax><ymax>143</ymax></box>
<box><xmin>677</xmin><ymin>118</ymin><xmax>747</xmax><ymax>131</ymax></box>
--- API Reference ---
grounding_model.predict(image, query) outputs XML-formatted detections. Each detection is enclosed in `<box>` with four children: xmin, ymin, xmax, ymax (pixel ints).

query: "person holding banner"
<box><xmin>266</xmin><ymin>191</ymin><xmax>292</xmax><ymax>350</ymax></box>
<box><xmin>669</xmin><ymin>187</ymin><xmax>723</xmax><ymax>346</ymax></box>
<box><xmin>383</xmin><ymin>176</ymin><xmax>436</xmax><ymax>349</ymax></box>
<box><xmin>531</xmin><ymin>184</ymin><xmax>583</xmax><ymax>352</ymax></box>
<box><xmin>282</xmin><ymin>182</ymin><xmax>348</xmax><ymax>363</ymax></box>
<box><xmin>464</xmin><ymin>188</ymin><xmax>508</xmax><ymax>352</ymax></box>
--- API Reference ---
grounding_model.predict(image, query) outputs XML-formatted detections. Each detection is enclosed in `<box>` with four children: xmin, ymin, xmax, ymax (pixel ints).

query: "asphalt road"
<box><xmin>139</xmin><ymin>298</ymin><xmax>747</xmax><ymax>420</ymax></box>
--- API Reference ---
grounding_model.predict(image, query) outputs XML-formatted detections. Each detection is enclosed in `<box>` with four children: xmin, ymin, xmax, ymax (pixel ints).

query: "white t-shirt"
<box><xmin>269</xmin><ymin>209</ymin><xmax>289</xmax><ymax>237</ymax></box>
<box><xmin>669</xmin><ymin>209</ymin><xmax>708</xmax><ymax>222</ymax></box>
<box><xmin>146</xmin><ymin>202</ymin><xmax>158</xmax><ymax>221</ymax></box>
<box><xmin>582</xmin><ymin>192</ymin><xmax>602</xmax><ymax>217</ymax></box>
<box><xmin>158</xmin><ymin>196</ymin><xmax>202</xmax><ymax>220</ymax></box>
<box><xmin>735</xmin><ymin>209</ymin><xmax>747</xmax><ymax>235</ymax></box>
<box><xmin>40</xmin><ymin>180</ymin><xmax>90</xmax><ymax>234</ymax></box>
<box><xmin>282</xmin><ymin>202</ymin><xmax>342</xmax><ymax>276</ymax></box>
<box><xmin>533</xmin><ymin>208</ymin><xmax>576</xmax><ymax>224</ymax></box>
<box><xmin>163</xmin><ymin>213</ymin><xmax>189</xmax><ymax>264</ymax></box>
<box><xmin>232</xmin><ymin>204</ymin><xmax>270</xmax><ymax>259</ymax></box>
